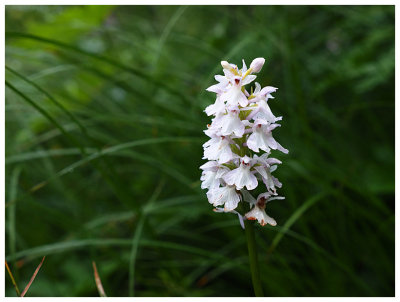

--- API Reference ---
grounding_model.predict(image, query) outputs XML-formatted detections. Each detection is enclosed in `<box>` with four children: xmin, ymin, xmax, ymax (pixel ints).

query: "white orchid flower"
<box><xmin>223</xmin><ymin>156</ymin><xmax>258</xmax><ymax>190</ymax></box>
<box><xmin>207</xmin><ymin>185</ymin><xmax>241</xmax><ymax>211</ymax></box>
<box><xmin>244</xmin><ymin>193</ymin><xmax>285</xmax><ymax>226</ymax></box>
<box><xmin>247</xmin><ymin>119</ymin><xmax>288</xmax><ymax>154</ymax></box>
<box><xmin>203</xmin><ymin>135</ymin><xmax>239</xmax><ymax>164</ymax></box>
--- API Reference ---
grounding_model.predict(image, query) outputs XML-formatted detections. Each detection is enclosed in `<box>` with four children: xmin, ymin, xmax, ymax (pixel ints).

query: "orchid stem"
<box><xmin>244</xmin><ymin>219</ymin><xmax>264</xmax><ymax>297</ymax></box>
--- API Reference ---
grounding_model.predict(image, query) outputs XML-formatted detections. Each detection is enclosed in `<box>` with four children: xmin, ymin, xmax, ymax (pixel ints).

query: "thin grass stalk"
<box><xmin>5</xmin><ymin>261</ymin><xmax>21</xmax><ymax>296</ymax></box>
<box><xmin>92</xmin><ymin>261</ymin><xmax>107</xmax><ymax>297</ymax></box>
<box><xmin>21</xmin><ymin>256</ymin><xmax>46</xmax><ymax>297</ymax></box>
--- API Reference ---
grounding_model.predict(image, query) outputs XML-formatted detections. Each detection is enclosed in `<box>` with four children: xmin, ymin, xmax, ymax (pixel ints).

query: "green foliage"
<box><xmin>5</xmin><ymin>5</ymin><xmax>394</xmax><ymax>297</ymax></box>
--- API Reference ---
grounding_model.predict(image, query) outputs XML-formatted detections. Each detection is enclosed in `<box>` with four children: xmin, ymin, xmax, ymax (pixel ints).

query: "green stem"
<box><xmin>244</xmin><ymin>219</ymin><xmax>264</xmax><ymax>297</ymax></box>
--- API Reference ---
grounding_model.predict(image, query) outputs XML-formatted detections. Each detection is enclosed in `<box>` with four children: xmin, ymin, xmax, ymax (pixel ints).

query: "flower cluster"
<box><xmin>200</xmin><ymin>58</ymin><xmax>288</xmax><ymax>227</ymax></box>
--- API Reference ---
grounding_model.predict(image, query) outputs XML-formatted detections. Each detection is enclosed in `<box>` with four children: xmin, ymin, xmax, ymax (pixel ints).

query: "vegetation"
<box><xmin>5</xmin><ymin>5</ymin><xmax>394</xmax><ymax>297</ymax></box>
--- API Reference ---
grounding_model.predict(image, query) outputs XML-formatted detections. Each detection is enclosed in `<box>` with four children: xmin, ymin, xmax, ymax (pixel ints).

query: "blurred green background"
<box><xmin>5</xmin><ymin>5</ymin><xmax>394</xmax><ymax>297</ymax></box>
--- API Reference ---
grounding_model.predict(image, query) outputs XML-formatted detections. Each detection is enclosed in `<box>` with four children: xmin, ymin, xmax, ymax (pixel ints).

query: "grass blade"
<box><xmin>6</xmin><ymin>137</ymin><xmax>201</xmax><ymax>207</ymax></box>
<box><xmin>129</xmin><ymin>180</ymin><xmax>164</xmax><ymax>296</ymax></box>
<box><xmin>92</xmin><ymin>261</ymin><xmax>107</xmax><ymax>297</ymax></box>
<box><xmin>20</xmin><ymin>256</ymin><xmax>46</xmax><ymax>297</ymax></box>
<box><xmin>268</xmin><ymin>191</ymin><xmax>330</xmax><ymax>253</ymax></box>
<box><xmin>5</xmin><ymin>65</ymin><xmax>89</xmax><ymax>139</ymax></box>
<box><xmin>153</xmin><ymin>5</ymin><xmax>188</xmax><ymax>67</ymax></box>
<box><xmin>5</xmin><ymin>261</ymin><xmax>21</xmax><ymax>296</ymax></box>
<box><xmin>7</xmin><ymin>239</ymin><xmax>223</xmax><ymax>262</ymax></box>
<box><xmin>7</xmin><ymin>166</ymin><xmax>21</xmax><ymax>271</ymax></box>
<box><xmin>5</xmin><ymin>80</ymin><xmax>76</xmax><ymax>147</ymax></box>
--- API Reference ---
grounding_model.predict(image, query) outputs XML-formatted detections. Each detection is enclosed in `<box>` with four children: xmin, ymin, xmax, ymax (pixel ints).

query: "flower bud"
<box><xmin>220</xmin><ymin>61</ymin><xmax>231</xmax><ymax>70</ymax></box>
<box><xmin>249</xmin><ymin>58</ymin><xmax>265</xmax><ymax>73</ymax></box>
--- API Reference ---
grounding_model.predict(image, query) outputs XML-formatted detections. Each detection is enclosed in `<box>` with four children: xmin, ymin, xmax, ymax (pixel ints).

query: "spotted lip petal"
<box><xmin>199</xmin><ymin>160</ymin><xmax>218</xmax><ymax>171</ymax></box>
<box><xmin>218</xmin><ymin>109</ymin><xmax>245</xmax><ymax>137</ymax></box>
<box><xmin>221</xmin><ymin>85</ymin><xmax>248</xmax><ymax>107</ymax></box>
<box><xmin>207</xmin><ymin>185</ymin><xmax>241</xmax><ymax>211</ymax></box>
<box><xmin>245</xmin><ymin>206</ymin><xmax>277</xmax><ymax>226</ymax></box>
<box><xmin>223</xmin><ymin>160</ymin><xmax>258</xmax><ymax>190</ymax></box>
<box><xmin>201</xmin><ymin>170</ymin><xmax>220</xmax><ymax>189</ymax></box>
<box><xmin>247</xmin><ymin>129</ymin><xmax>271</xmax><ymax>153</ymax></box>
<box><xmin>205</xmin><ymin>97</ymin><xmax>226</xmax><ymax>116</ymax></box>
<box><xmin>203</xmin><ymin>136</ymin><xmax>239</xmax><ymax>163</ymax></box>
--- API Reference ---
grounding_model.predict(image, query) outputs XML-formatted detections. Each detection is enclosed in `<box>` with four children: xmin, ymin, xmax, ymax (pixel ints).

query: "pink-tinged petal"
<box><xmin>245</xmin><ymin>206</ymin><xmax>276</xmax><ymax>226</ymax></box>
<box><xmin>202</xmin><ymin>136</ymin><xmax>217</xmax><ymax>148</ymax></box>
<box><xmin>218</xmin><ymin>150</ymin><xmax>235</xmax><ymax>164</ymax></box>
<box><xmin>247</xmin><ymin>131</ymin><xmax>271</xmax><ymax>153</ymax></box>
<box><xmin>268</xmin><ymin>196</ymin><xmax>285</xmax><ymax>202</ymax></box>
<box><xmin>207</xmin><ymin>188</ymin><xmax>224</xmax><ymax>206</ymax></box>
<box><xmin>215</xmin><ymin>74</ymin><xmax>228</xmax><ymax>83</ymax></box>
<box><xmin>247</xmin><ymin>132</ymin><xmax>261</xmax><ymax>152</ymax></box>
<box><xmin>265</xmin><ymin>134</ymin><xmax>278</xmax><ymax>150</ymax></box>
<box><xmin>203</xmin><ymin>136</ymin><xmax>237</xmax><ymax>163</ymax></box>
<box><xmin>220</xmin><ymin>86</ymin><xmax>235</xmax><ymax>103</ymax></box>
<box><xmin>201</xmin><ymin>170</ymin><xmax>220</xmax><ymax>189</ymax></box>
<box><xmin>245</xmin><ymin>173</ymin><xmax>258</xmax><ymax>190</ymax></box>
<box><xmin>221</xmin><ymin>86</ymin><xmax>248</xmax><ymax>108</ymax></box>
<box><xmin>241</xmin><ymin>59</ymin><xmax>247</xmax><ymax>74</ymax></box>
<box><xmin>200</xmin><ymin>161</ymin><xmax>218</xmax><ymax>171</ymax></box>
<box><xmin>237</xmin><ymin>92</ymin><xmax>249</xmax><ymax>107</ymax></box>
<box><xmin>215</xmin><ymin>166</ymin><xmax>229</xmax><ymax>179</ymax></box>
<box><xmin>246</xmin><ymin>132</ymin><xmax>260</xmax><ymax>153</ymax></box>
<box><xmin>267</xmin><ymin>158</ymin><xmax>282</xmax><ymax>165</ymax></box>
<box><xmin>207</xmin><ymin>185</ymin><xmax>240</xmax><ymax>211</ymax></box>
<box><xmin>241</xmin><ymin>74</ymin><xmax>257</xmax><ymax>86</ymax></box>
<box><xmin>276</xmin><ymin>142</ymin><xmax>289</xmax><ymax>154</ymax></box>
<box><xmin>272</xmin><ymin>176</ymin><xmax>282</xmax><ymax>188</ymax></box>
<box><xmin>237</xmin><ymin>213</ymin><xmax>245</xmax><ymax>229</ymax></box>
<box><xmin>259</xmin><ymin>86</ymin><xmax>278</xmax><ymax>95</ymax></box>
<box><xmin>267</xmin><ymin>123</ymin><xmax>281</xmax><ymax>132</ymax></box>
<box><xmin>258</xmin><ymin>152</ymin><xmax>271</xmax><ymax>163</ymax></box>
<box><xmin>222</xmin><ymin>168</ymin><xmax>239</xmax><ymax>187</ymax></box>
<box><xmin>224</xmin><ymin>189</ymin><xmax>241</xmax><ymax>211</ymax></box>
<box><xmin>206</xmin><ymin>85</ymin><xmax>225</xmax><ymax>94</ymax></box>
<box><xmin>205</xmin><ymin>98</ymin><xmax>226</xmax><ymax>116</ymax></box>
<box><xmin>256</xmin><ymin>192</ymin><xmax>273</xmax><ymax>201</ymax></box>
<box><xmin>223</xmin><ymin>164</ymin><xmax>258</xmax><ymax>191</ymax></box>
<box><xmin>217</xmin><ymin>152</ymin><xmax>231</xmax><ymax>164</ymax></box>
<box><xmin>204</xmin><ymin>127</ymin><xmax>219</xmax><ymax>138</ymax></box>
<box><xmin>255</xmin><ymin>166</ymin><xmax>275</xmax><ymax>193</ymax></box>
<box><xmin>256</xmin><ymin>100</ymin><xmax>277</xmax><ymax>123</ymax></box>
<box><xmin>223</xmin><ymin>68</ymin><xmax>235</xmax><ymax>79</ymax></box>
<box><xmin>219</xmin><ymin>110</ymin><xmax>245</xmax><ymax>137</ymax></box>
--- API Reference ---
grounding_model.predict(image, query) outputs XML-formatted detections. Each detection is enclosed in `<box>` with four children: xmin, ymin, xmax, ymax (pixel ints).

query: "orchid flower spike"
<box><xmin>201</xmin><ymin>58</ymin><xmax>288</xmax><ymax>227</ymax></box>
